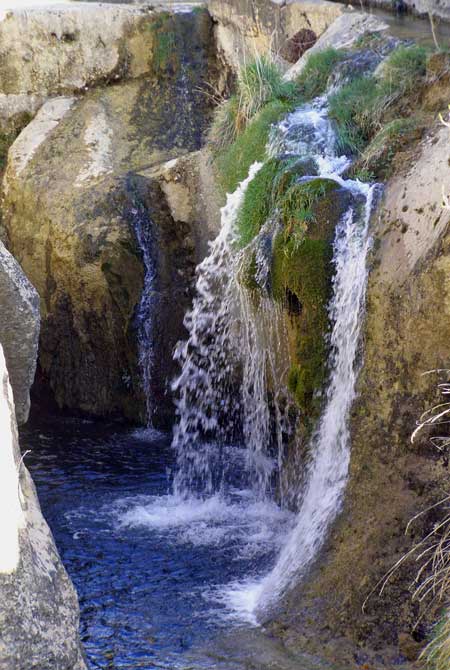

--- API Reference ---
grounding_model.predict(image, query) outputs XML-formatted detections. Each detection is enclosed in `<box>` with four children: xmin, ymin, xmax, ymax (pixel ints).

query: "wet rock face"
<box><xmin>0</xmin><ymin>343</ymin><xmax>86</xmax><ymax>670</ymax></box>
<box><xmin>3</xmin><ymin>8</ymin><xmax>220</xmax><ymax>424</ymax></box>
<box><xmin>0</xmin><ymin>243</ymin><xmax>39</xmax><ymax>425</ymax></box>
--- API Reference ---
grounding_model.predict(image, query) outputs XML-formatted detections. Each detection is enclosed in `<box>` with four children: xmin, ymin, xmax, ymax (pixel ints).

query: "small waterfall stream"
<box><xmin>171</xmin><ymin>97</ymin><xmax>379</xmax><ymax>621</ymax></box>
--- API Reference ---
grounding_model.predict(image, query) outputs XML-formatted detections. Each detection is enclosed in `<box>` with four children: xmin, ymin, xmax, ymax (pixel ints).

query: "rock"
<box><xmin>151</xmin><ymin>148</ymin><xmax>222</xmax><ymax>257</ymax></box>
<box><xmin>271</xmin><ymin>123</ymin><xmax>450</xmax><ymax>666</ymax></box>
<box><xmin>284</xmin><ymin>11</ymin><xmax>389</xmax><ymax>81</ymax></box>
<box><xmin>207</xmin><ymin>0</ymin><xmax>343</xmax><ymax>71</ymax></box>
<box><xmin>0</xmin><ymin>241</ymin><xmax>39</xmax><ymax>425</ymax></box>
<box><xmin>0</xmin><ymin>4</ymin><xmax>212</xmax><ymax>129</ymax></box>
<box><xmin>0</xmin><ymin>342</ymin><xmax>86</xmax><ymax>670</ymax></box>
<box><xmin>3</xmin><ymin>8</ymin><xmax>220</xmax><ymax>423</ymax></box>
<box><xmin>280</xmin><ymin>29</ymin><xmax>317</xmax><ymax>64</ymax></box>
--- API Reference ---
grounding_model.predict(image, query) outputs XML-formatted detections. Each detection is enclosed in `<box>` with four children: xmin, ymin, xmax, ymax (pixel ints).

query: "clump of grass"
<box><xmin>215</xmin><ymin>99</ymin><xmax>292</xmax><ymax>194</ymax></box>
<box><xmin>329</xmin><ymin>45</ymin><xmax>428</xmax><ymax>156</ymax></box>
<box><xmin>381</xmin><ymin>45</ymin><xmax>427</xmax><ymax>94</ymax></box>
<box><xmin>209</xmin><ymin>55</ymin><xmax>297</xmax><ymax>151</ymax></box>
<box><xmin>328</xmin><ymin>75</ymin><xmax>388</xmax><ymax>154</ymax></box>
<box><xmin>236</xmin><ymin>158</ymin><xmax>284</xmax><ymax>247</ymax></box>
<box><xmin>296</xmin><ymin>47</ymin><xmax>346</xmax><ymax>100</ymax></box>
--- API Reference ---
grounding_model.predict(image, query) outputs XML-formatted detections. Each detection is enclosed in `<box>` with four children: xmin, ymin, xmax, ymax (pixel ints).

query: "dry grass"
<box><xmin>362</xmin><ymin>371</ymin><xmax>450</xmax><ymax>667</ymax></box>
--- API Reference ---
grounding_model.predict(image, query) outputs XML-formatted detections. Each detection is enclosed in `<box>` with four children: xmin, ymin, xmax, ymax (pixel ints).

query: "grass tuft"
<box><xmin>381</xmin><ymin>45</ymin><xmax>427</xmax><ymax>94</ymax></box>
<box><xmin>328</xmin><ymin>75</ymin><xmax>387</xmax><ymax>154</ymax></box>
<box><xmin>215</xmin><ymin>99</ymin><xmax>292</xmax><ymax>194</ymax></box>
<box><xmin>296</xmin><ymin>47</ymin><xmax>346</xmax><ymax>100</ymax></box>
<box><xmin>209</xmin><ymin>55</ymin><xmax>297</xmax><ymax>152</ymax></box>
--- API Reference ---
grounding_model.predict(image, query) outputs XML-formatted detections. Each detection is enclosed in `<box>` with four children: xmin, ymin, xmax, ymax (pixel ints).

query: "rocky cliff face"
<box><xmin>3</xmin><ymin>7</ymin><xmax>222</xmax><ymax>424</ymax></box>
<box><xmin>0</xmin><ymin>341</ymin><xmax>86</xmax><ymax>670</ymax></box>
<box><xmin>0</xmin><ymin>3</ymin><xmax>165</xmax><ymax>133</ymax></box>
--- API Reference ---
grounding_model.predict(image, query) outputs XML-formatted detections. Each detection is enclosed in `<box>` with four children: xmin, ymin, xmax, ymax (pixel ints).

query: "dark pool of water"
<box><xmin>20</xmin><ymin>413</ymin><xmax>301</xmax><ymax>670</ymax></box>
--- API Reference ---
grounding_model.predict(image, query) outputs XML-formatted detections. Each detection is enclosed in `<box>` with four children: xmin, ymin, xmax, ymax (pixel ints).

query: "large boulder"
<box><xmin>271</xmin><ymin>124</ymin><xmax>450</xmax><ymax>668</ymax></box>
<box><xmin>3</xmin><ymin>8</ymin><xmax>220</xmax><ymax>424</ymax></box>
<box><xmin>0</xmin><ymin>342</ymin><xmax>86</xmax><ymax>669</ymax></box>
<box><xmin>284</xmin><ymin>11</ymin><xmax>389</xmax><ymax>81</ymax></box>
<box><xmin>0</xmin><ymin>241</ymin><xmax>39</xmax><ymax>425</ymax></box>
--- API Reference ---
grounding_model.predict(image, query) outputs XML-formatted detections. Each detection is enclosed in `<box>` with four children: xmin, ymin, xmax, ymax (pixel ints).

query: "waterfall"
<box><xmin>169</xmin><ymin>97</ymin><xmax>378</xmax><ymax>621</ymax></box>
<box><xmin>132</xmin><ymin>200</ymin><xmax>158</xmax><ymax>425</ymax></box>
<box><xmin>172</xmin><ymin>163</ymin><xmax>295</xmax><ymax>499</ymax></box>
<box><xmin>224</xmin><ymin>182</ymin><xmax>377</xmax><ymax>620</ymax></box>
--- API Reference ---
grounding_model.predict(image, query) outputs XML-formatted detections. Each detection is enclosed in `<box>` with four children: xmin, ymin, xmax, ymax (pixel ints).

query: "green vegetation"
<box><xmin>381</xmin><ymin>44</ymin><xmax>427</xmax><ymax>94</ymax></box>
<box><xmin>272</xmin><ymin>235</ymin><xmax>332</xmax><ymax>412</ymax></box>
<box><xmin>215</xmin><ymin>99</ymin><xmax>292</xmax><ymax>194</ymax></box>
<box><xmin>329</xmin><ymin>45</ymin><xmax>428</xmax><ymax>156</ymax></box>
<box><xmin>209</xmin><ymin>56</ymin><xmax>297</xmax><ymax>152</ymax></box>
<box><xmin>295</xmin><ymin>47</ymin><xmax>346</xmax><ymax>100</ymax></box>
<box><xmin>236</xmin><ymin>158</ymin><xmax>284</xmax><ymax>247</ymax></box>
<box><xmin>149</xmin><ymin>12</ymin><xmax>178</xmax><ymax>73</ymax></box>
<box><xmin>328</xmin><ymin>75</ymin><xmax>386</xmax><ymax>154</ymax></box>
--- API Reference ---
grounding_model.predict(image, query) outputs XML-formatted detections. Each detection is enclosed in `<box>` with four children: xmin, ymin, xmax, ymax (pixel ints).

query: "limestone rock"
<box><xmin>284</xmin><ymin>11</ymin><xmax>389</xmax><ymax>80</ymax></box>
<box><xmin>0</xmin><ymin>342</ymin><xmax>86</xmax><ymax>670</ymax></box>
<box><xmin>0</xmin><ymin>241</ymin><xmax>39</xmax><ymax>425</ymax></box>
<box><xmin>151</xmin><ymin>149</ymin><xmax>222</xmax><ymax>257</ymax></box>
<box><xmin>3</xmin><ymin>8</ymin><xmax>219</xmax><ymax>423</ymax></box>
<box><xmin>0</xmin><ymin>3</ymin><xmax>209</xmax><ymax>130</ymax></box>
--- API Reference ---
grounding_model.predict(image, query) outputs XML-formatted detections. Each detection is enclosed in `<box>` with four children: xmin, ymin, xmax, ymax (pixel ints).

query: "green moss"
<box><xmin>272</xmin><ymin>235</ymin><xmax>333</xmax><ymax>412</ymax></box>
<box><xmin>149</xmin><ymin>12</ymin><xmax>178</xmax><ymax>73</ymax></box>
<box><xmin>296</xmin><ymin>47</ymin><xmax>346</xmax><ymax>100</ymax></box>
<box><xmin>215</xmin><ymin>99</ymin><xmax>293</xmax><ymax>194</ymax></box>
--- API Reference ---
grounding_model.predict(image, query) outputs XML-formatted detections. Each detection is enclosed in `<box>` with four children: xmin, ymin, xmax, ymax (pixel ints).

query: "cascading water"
<box><xmin>132</xmin><ymin>200</ymin><xmax>158</xmax><ymax>425</ymax></box>
<box><xmin>225</xmin><ymin>178</ymin><xmax>377</xmax><ymax>621</ymax></box>
<box><xmin>172</xmin><ymin>163</ymin><xmax>296</xmax><ymax>499</ymax></box>
<box><xmin>170</xmin><ymin>96</ymin><xmax>379</xmax><ymax>622</ymax></box>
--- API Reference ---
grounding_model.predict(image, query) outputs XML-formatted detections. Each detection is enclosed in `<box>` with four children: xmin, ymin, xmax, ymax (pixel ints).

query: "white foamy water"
<box><xmin>116</xmin><ymin>490</ymin><xmax>293</xmax><ymax>557</ymax></box>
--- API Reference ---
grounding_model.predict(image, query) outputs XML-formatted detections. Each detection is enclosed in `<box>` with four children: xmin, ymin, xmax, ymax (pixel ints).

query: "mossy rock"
<box><xmin>236</xmin><ymin>159</ymin><xmax>322</xmax><ymax>248</ymax></box>
<box><xmin>270</xmin><ymin>180</ymin><xmax>353</xmax><ymax>414</ymax></box>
